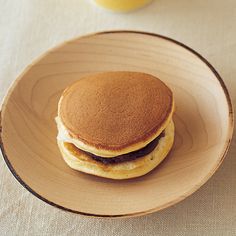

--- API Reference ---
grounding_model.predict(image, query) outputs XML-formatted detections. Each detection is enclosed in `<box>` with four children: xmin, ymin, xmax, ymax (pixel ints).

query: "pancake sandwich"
<box><xmin>56</xmin><ymin>72</ymin><xmax>175</xmax><ymax>179</ymax></box>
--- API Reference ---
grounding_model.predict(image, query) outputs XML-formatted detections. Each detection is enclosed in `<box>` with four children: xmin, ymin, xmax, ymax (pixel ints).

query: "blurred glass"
<box><xmin>94</xmin><ymin>0</ymin><xmax>153</xmax><ymax>12</ymax></box>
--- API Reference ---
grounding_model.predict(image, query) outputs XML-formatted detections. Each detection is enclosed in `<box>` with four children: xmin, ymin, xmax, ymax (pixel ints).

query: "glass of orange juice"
<box><xmin>94</xmin><ymin>0</ymin><xmax>153</xmax><ymax>12</ymax></box>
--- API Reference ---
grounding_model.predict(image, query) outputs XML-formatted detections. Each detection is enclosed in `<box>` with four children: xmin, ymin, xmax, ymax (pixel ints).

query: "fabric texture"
<box><xmin>0</xmin><ymin>0</ymin><xmax>236</xmax><ymax>235</ymax></box>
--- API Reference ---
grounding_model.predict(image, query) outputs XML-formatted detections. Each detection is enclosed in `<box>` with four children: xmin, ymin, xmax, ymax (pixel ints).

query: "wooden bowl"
<box><xmin>0</xmin><ymin>31</ymin><xmax>233</xmax><ymax>218</ymax></box>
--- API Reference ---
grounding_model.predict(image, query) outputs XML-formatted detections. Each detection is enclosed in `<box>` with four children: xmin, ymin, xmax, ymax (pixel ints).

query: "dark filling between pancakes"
<box><xmin>83</xmin><ymin>131</ymin><xmax>165</xmax><ymax>164</ymax></box>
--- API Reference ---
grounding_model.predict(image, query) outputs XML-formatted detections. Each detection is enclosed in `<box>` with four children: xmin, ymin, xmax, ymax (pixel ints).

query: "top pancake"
<box><xmin>58</xmin><ymin>71</ymin><xmax>173</xmax><ymax>153</ymax></box>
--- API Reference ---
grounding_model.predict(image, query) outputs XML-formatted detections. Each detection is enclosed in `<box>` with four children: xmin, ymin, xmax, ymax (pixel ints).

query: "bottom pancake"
<box><xmin>57</xmin><ymin>120</ymin><xmax>174</xmax><ymax>179</ymax></box>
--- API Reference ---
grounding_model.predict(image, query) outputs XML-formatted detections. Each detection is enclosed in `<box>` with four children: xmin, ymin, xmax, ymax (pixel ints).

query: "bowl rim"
<box><xmin>0</xmin><ymin>30</ymin><xmax>234</xmax><ymax>218</ymax></box>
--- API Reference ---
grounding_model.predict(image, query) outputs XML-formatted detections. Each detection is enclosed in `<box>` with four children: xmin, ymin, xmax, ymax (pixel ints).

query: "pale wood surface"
<box><xmin>0</xmin><ymin>0</ymin><xmax>236</xmax><ymax>235</ymax></box>
<box><xmin>0</xmin><ymin>31</ymin><xmax>233</xmax><ymax>216</ymax></box>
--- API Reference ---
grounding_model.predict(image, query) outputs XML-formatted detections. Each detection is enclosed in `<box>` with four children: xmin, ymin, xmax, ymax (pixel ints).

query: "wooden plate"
<box><xmin>0</xmin><ymin>31</ymin><xmax>233</xmax><ymax>218</ymax></box>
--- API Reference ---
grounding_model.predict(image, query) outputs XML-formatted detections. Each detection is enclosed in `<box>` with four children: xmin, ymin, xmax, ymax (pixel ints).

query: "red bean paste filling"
<box><xmin>84</xmin><ymin>131</ymin><xmax>165</xmax><ymax>164</ymax></box>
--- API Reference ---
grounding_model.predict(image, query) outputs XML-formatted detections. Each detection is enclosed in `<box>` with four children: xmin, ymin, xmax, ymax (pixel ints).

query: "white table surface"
<box><xmin>0</xmin><ymin>0</ymin><xmax>236</xmax><ymax>235</ymax></box>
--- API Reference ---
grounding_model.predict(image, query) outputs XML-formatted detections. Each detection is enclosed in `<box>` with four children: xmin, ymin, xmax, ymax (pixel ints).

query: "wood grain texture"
<box><xmin>0</xmin><ymin>31</ymin><xmax>233</xmax><ymax>217</ymax></box>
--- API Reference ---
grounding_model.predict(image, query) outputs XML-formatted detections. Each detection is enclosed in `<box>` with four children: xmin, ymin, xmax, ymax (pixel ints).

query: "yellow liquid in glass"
<box><xmin>95</xmin><ymin>0</ymin><xmax>153</xmax><ymax>12</ymax></box>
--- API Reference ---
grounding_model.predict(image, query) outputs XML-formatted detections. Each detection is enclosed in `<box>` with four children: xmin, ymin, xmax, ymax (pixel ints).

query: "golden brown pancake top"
<box><xmin>59</xmin><ymin>72</ymin><xmax>173</xmax><ymax>150</ymax></box>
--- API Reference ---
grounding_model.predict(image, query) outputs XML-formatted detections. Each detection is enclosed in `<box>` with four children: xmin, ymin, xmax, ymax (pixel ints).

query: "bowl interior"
<box><xmin>0</xmin><ymin>32</ymin><xmax>232</xmax><ymax>217</ymax></box>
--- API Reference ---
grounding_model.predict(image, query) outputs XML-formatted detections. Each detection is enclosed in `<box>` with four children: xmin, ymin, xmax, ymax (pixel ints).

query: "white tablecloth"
<box><xmin>0</xmin><ymin>0</ymin><xmax>236</xmax><ymax>235</ymax></box>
